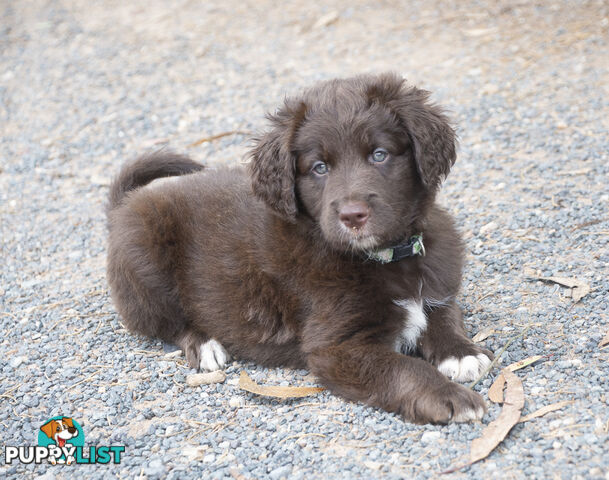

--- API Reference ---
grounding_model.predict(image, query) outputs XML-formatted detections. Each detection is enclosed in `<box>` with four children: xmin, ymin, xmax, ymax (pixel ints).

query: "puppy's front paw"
<box><xmin>199</xmin><ymin>339</ymin><xmax>229</xmax><ymax>371</ymax></box>
<box><xmin>437</xmin><ymin>353</ymin><xmax>491</xmax><ymax>383</ymax></box>
<box><xmin>411</xmin><ymin>382</ymin><xmax>486</xmax><ymax>424</ymax></box>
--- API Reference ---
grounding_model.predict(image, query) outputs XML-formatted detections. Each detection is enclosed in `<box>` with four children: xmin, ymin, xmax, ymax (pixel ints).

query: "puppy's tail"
<box><xmin>107</xmin><ymin>151</ymin><xmax>204</xmax><ymax>213</ymax></box>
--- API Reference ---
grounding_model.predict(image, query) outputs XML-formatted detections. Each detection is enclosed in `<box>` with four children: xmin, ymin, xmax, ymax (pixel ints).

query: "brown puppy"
<box><xmin>106</xmin><ymin>73</ymin><xmax>492</xmax><ymax>424</ymax></box>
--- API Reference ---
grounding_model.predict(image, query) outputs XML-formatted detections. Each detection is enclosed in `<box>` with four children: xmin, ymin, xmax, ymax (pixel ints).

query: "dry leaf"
<box><xmin>600</xmin><ymin>331</ymin><xmax>609</xmax><ymax>348</ymax></box>
<box><xmin>488</xmin><ymin>355</ymin><xmax>544</xmax><ymax>403</ymax></box>
<box><xmin>238</xmin><ymin>371</ymin><xmax>324</xmax><ymax>399</ymax></box>
<box><xmin>505</xmin><ymin>355</ymin><xmax>544</xmax><ymax>372</ymax></box>
<box><xmin>488</xmin><ymin>374</ymin><xmax>506</xmax><ymax>403</ymax></box>
<box><xmin>470</xmin><ymin>369</ymin><xmax>524</xmax><ymax>464</ymax></box>
<box><xmin>537</xmin><ymin>276</ymin><xmax>591</xmax><ymax>303</ymax></box>
<box><xmin>570</xmin><ymin>284</ymin><xmax>591</xmax><ymax>303</ymax></box>
<box><xmin>472</xmin><ymin>327</ymin><xmax>494</xmax><ymax>343</ymax></box>
<box><xmin>520</xmin><ymin>401</ymin><xmax>573</xmax><ymax>423</ymax></box>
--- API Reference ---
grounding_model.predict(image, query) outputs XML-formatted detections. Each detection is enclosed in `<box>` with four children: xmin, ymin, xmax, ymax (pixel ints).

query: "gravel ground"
<box><xmin>1</xmin><ymin>1</ymin><xmax>608</xmax><ymax>479</ymax></box>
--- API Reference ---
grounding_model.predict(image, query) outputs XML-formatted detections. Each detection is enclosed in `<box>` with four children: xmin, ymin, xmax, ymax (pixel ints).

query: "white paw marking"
<box><xmin>438</xmin><ymin>353</ymin><xmax>491</xmax><ymax>382</ymax></box>
<box><xmin>199</xmin><ymin>339</ymin><xmax>229</xmax><ymax>371</ymax></box>
<box><xmin>452</xmin><ymin>405</ymin><xmax>485</xmax><ymax>423</ymax></box>
<box><xmin>394</xmin><ymin>299</ymin><xmax>427</xmax><ymax>354</ymax></box>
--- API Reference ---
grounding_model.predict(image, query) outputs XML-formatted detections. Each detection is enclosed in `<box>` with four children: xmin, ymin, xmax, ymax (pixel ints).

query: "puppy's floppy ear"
<box><xmin>249</xmin><ymin>99</ymin><xmax>307</xmax><ymax>222</ymax></box>
<box><xmin>366</xmin><ymin>73</ymin><xmax>457</xmax><ymax>190</ymax></box>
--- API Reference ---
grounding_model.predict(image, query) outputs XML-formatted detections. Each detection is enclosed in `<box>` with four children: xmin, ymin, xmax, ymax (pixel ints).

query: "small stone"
<box><xmin>229</xmin><ymin>396</ymin><xmax>244</xmax><ymax>408</ymax></box>
<box><xmin>162</xmin><ymin>342</ymin><xmax>180</xmax><ymax>353</ymax></box>
<box><xmin>90</xmin><ymin>174</ymin><xmax>110</xmax><ymax>186</ymax></box>
<box><xmin>10</xmin><ymin>356</ymin><xmax>27</xmax><ymax>368</ymax></box>
<box><xmin>420</xmin><ymin>431</ymin><xmax>442</xmax><ymax>444</ymax></box>
<box><xmin>24</xmin><ymin>395</ymin><xmax>39</xmax><ymax>408</ymax></box>
<box><xmin>68</xmin><ymin>250</ymin><xmax>83</xmax><ymax>260</ymax></box>
<box><xmin>20</xmin><ymin>279</ymin><xmax>40</xmax><ymax>289</ymax></box>
<box><xmin>144</xmin><ymin>459</ymin><xmax>165</xmax><ymax>476</ymax></box>
<box><xmin>479</xmin><ymin>221</ymin><xmax>498</xmax><ymax>235</ymax></box>
<box><xmin>481</xmin><ymin>83</ymin><xmax>500</xmax><ymax>95</ymax></box>
<box><xmin>186</xmin><ymin>371</ymin><xmax>226</xmax><ymax>386</ymax></box>
<box><xmin>182</xmin><ymin>446</ymin><xmax>207</xmax><ymax>461</ymax></box>
<box><xmin>268</xmin><ymin>465</ymin><xmax>292</xmax><ymax>479</ymax></box>
<box><xmin>364</xmin><ymin>460</ymin><xmax>382</xmax><ymax>471</ymax></box>
<box><xmin>35</xmin><ymin>472</ymin><xmax>55</xmax><ymax>480</ymax></box>
<box><xmin>313</xmin><ymin>11</ymin><xmax>339</xmax><ymax>29</ymax></box>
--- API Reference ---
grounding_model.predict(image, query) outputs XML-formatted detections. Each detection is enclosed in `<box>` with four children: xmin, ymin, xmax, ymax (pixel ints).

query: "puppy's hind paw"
<box><xmin>199</xmin><ymin>339</ymin><xmax>229</xmax><ymax>371</ymax></box>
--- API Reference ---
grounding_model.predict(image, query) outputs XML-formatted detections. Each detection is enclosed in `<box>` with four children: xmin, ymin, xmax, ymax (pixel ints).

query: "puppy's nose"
<box><xmin>339</xmin><ymin>202</ymin><xmax>370</xmax><ymax>230</ymax></box>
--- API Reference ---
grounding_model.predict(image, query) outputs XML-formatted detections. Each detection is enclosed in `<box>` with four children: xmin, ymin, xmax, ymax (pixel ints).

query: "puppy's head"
<box><xmin>249</xmin><ymin>73</ymin><xmax>456</xmax><ymax>252</ymax></box>
<box><xmin>40</xmin><ymin>417</ymin><xmax>78</xmax><ymax>444</ymax></box>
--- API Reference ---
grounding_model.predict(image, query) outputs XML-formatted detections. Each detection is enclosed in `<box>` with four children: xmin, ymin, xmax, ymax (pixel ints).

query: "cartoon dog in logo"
<box><xmin>40</xmin><ymin>417</ymin><xmax>79</xmax><ymax>464</ymax></box>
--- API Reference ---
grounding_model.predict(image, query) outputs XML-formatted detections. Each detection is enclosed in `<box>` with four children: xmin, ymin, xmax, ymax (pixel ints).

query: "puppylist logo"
<box><xmin>4</xmin><ymin>416</ymin><xmax>125</xmax><ymax>466</ymax></box>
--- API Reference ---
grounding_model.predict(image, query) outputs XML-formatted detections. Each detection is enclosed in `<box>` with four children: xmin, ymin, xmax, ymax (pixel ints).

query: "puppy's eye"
<box><xmin>371</xmin><ymin>148</ymin><xmax>389</xmax><ymax>163</ymax></box>
<box><xmin>312</xmin><ymin>161</ymin><xmax>329</xmax><ymax>175</ymax></box>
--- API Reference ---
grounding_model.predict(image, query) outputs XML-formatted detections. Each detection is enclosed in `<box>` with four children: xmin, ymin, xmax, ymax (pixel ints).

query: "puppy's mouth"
<box><xmin>338</xmin><ymin>224</ymin><xmax>380</xmax><ymax>251</ymax></box>
<box><xmin>349</xmin><ymin>235</ymin><xmax>380</xmax><ymax>251</ymax></box>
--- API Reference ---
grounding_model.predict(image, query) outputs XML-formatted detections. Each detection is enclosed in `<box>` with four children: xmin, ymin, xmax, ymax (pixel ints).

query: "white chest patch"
<box><xmin>394</xmin><ymin>299</ymin><xmax>427</xmax><ymax>354</ymax></box>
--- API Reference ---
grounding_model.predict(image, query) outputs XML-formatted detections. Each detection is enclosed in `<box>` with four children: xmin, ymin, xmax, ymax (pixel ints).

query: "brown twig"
<box><xmin>67</xmin><ymin>369</ymin><xmax>103</xmax><ymax>391</ymax></box>
<box><xmin>0</xmin><ymin>383</ymin><xmax>24</xmax><ymax>399</ymax></box>
<box><xmin>468</xmin><ymin>323</ymin><xmax>532</xmax><ymax>390</ymax></box>
<box><xmin>278</xmin><ymin>432</ymin><xmax>326</xmax><ymax>444</ymax></box>
<box><xmin>188</xmin><ymin>130</ymin><xmax>251</xmax><ymax>147</ymax></box>
<box><xmin>570</xmin><ymin>218</ymin><xmax>606</xmax><ymax>232</ymax></box>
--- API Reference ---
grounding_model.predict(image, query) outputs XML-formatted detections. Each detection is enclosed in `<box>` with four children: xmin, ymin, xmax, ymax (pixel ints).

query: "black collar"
<box><xmin>365</xmin><ymin>234</ymin><xmax>425</xmax><ymax>264</ymax></box>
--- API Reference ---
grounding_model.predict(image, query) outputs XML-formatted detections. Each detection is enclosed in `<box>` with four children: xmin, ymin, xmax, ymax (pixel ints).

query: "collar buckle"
<box><xmin>366</xmin><ymin>233</ymin><xmax>425</xmax><ymax>264</ymax></box>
